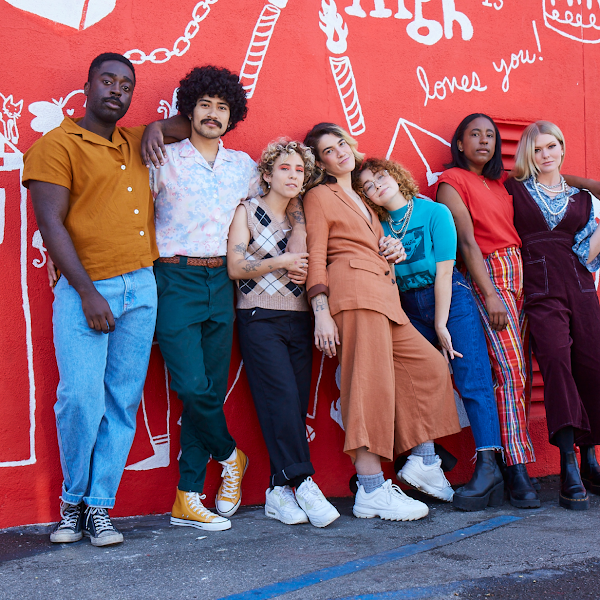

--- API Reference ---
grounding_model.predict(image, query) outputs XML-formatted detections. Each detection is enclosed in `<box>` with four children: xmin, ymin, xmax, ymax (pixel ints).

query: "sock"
<box><xmin>290</xmin><ymin>475</ymin><xmax>308</xmax><ymax>489</ymax></box>
<box><xmin>357</xmin><ymin>471</ymin><xmax>385</xmax><ymax>493</ymax></box>
<box><xmin>412</xmin><ymin>441</ymin><xmax>437</xmax><ymax>466</ymax></box>
<box><xmin>553</xmin><ymin>427</ymin><xmax>575</xmax><ymax>454</ymax></box>
<box><xmin>223</xmin><ymin>448</ymin><xmax>237</xmax><ymax>463</ymax></box>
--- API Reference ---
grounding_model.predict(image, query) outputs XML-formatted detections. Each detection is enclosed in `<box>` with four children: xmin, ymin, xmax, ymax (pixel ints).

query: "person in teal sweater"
<box><xmin>355</xmin><ymin>157</ymin><xmax>504</xmax><ymax>511</ymax></box>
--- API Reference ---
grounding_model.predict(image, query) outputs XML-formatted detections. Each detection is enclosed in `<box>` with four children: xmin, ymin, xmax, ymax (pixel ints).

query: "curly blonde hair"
<box><xmin>257</xmin><ymin>138</ymin><xmax>315</xmax><ymax>194</ymax></box>
<box><xmin>353</xmin><ymin>158</ymin><xmax>419</xmax><ymax>221</ymax></box>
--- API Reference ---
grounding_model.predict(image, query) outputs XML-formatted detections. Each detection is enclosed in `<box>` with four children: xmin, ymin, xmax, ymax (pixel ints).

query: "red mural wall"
<box><xmin>1</xmin><ymin>0</ymin><xmax>599</xmax><ymax>529</ymax></box>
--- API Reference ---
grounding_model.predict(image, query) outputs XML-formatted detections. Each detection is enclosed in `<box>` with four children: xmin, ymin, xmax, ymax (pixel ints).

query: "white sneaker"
<box><xmin>353</xmin><ymin>479</ymin><xmax>429</xmax><ymax>521</ymax></box>
<box><xmin>295</xmin><ymin>477</ymin><xmax>340</xmax><ymax>528</ymax></box>
<box><xmin>399</xmin><ymin>455</ymin><xmax>454</xmax><ymax>502</ymax></box>
<box><xmin>265</xmin><ymin>486</ymin><xmax>309</xmax><ymax>525</ymax></box>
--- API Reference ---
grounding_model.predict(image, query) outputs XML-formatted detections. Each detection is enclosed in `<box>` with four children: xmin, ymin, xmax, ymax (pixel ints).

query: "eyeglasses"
<box><xmin>362</xmin><ymin>170</ymin><xmax>389</xmax><ymax>197</ymax></box>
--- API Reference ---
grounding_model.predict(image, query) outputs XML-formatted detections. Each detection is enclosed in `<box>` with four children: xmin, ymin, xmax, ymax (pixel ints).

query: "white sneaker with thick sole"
<box><xmin>265</xmin><ymin>486</ymin><xmax>309</xmax><ymax>525</ymax></box>
<box><xmin>399</xmin><ymin>455</ymin><xmax>454</xmax><ymax>502</ymax></box>
<box><xmin>295</xmin><ymin>477</ymin><xmax>340</xmax><ymax>528</ymax></box>
<box><xmin>353</xmin><ymin>479</ymin><xmax>429</xmax><ymax>521</ymax></box>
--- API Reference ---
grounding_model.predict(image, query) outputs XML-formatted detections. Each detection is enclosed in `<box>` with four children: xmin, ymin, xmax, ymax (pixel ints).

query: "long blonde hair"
<box><xmin>513</xmin><ymin>120</ymin><xmax>566</xmax><ymax>181</ymax></box>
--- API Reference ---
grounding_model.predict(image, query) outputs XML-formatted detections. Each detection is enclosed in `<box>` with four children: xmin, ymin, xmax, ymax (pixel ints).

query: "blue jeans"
<box><xmin>400</xmin><ymin>269</ymin><xmax>502</xmax><ymax>451</ymax></box>
<box><xmin>52</xmin><ymin>267</ymin><xmax>157</xmax><ymax>507</ymax></box>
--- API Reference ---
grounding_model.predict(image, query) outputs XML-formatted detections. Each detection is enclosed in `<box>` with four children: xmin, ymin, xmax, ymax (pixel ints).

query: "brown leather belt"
<box><xmin>158</xmin><ymin>256</ymin><xmax>224</xmax><ymax>268</ymax></box>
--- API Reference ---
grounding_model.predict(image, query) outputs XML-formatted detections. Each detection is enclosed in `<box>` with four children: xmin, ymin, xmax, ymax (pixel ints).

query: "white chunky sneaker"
<box><xmin>265</xmin><ymin>486</ymin><xmax>309</xmax><ymax>525</ymax></box>
<box><xmin>353</xmin><ymin>479</ymin><xmax>429</xmax><ymax>521</ymax></box>
<box><xmin>399</xmin><ymin>455</ymin><xmax>454</xmax><ymax>502</ymax></box>
<box><xmin>295</xmin><ymin>477</ymin><xmax>340</xmax><ymax>528</ymax></box>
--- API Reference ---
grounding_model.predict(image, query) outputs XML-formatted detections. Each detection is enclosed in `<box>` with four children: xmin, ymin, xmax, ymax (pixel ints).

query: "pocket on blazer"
<box><xmin>349</xmin><ymin>259</ymin><xmax>385</xmax><ymax>275</ymax></box>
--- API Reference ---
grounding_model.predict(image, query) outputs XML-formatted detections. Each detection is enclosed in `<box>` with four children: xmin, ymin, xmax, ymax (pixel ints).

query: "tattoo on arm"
<box><xmin>287</xmin><ymin>198</ymin><xmax>306</xmax><ymax>225</ymax></box>
<box><xmin>240</xmin><ymin>259</ymin><xmax>275</xmax><ymax>274</ymax></box>
<box><xmin>234</xmin><ymin>242</ymin><xmax>247</xmax><ymax>255</ymax></box>
<box><xmin>311</xmin><ymin>293</ymin><xmax>329</xmax><ymax>312</ymax></box>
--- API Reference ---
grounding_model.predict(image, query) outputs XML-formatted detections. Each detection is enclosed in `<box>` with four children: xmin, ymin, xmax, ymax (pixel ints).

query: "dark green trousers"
<box><xmin>154</xmin><ymin>258</ymin><xmax>236</xmax><ymax>493</ymax></box>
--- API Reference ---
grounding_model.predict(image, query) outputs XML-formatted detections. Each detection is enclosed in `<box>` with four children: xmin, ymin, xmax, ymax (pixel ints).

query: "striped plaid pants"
<box><xmin>467</xmin><ymin>247</ymin><xmax>535</xmax><ymax>466</ymax></box>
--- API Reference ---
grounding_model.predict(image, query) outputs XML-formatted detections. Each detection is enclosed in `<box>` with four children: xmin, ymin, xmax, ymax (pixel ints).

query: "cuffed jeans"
<box><xmin>400</xmin><ymin>269</ymin><xmax>502</xmax><ymax>451</ymax></box>
<box><xmin>52</xmin><ymin>267</ymin><xmax>157</xmax><ymax>508</ymax></box>
<box><xmin>154</xmin><ymin>258</ymin><xmax>236</xmax><ymax>494</ymax></box>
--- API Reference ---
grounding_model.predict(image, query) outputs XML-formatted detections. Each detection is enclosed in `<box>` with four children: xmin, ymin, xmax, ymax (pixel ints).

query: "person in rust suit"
<box><xmin>303</xmin><ymin>123</ymin><xmax>460</xmax><ymax>522</ymax></box>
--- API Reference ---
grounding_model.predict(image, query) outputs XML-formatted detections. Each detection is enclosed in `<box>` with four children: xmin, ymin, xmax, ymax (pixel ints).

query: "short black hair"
<box><xmin>176</xmin><ymin>66</ymin><xmax>248</xmax><ymax>133</ymax></box>
<box><xmin>88</xmin><ymin>53</ymin><xmax>136</xmax><ymax>85</ymax></box>
<box><xmin>445</xmin><ymin>113</ymin><xmax>504</xmax><ymax>180</ymax></box>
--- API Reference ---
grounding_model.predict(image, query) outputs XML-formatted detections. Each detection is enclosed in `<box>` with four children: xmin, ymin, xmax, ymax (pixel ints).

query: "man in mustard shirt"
<box><xmin>23</xmin><ymin>53</ymin><xmax>176</xmax><ymax>547</ymax></box>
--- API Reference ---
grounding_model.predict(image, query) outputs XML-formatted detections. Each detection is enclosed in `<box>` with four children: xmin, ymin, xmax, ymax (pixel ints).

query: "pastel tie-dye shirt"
<box><xmin>150</xmin><ymin>138</ymin><xmax>260</xmax><ymax>257</ymax></box>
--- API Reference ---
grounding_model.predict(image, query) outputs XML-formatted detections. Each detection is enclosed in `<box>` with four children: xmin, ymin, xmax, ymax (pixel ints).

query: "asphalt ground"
<box><xmin>1</xmin><ymin>475</ymin><xmax>599</xmax><ymax>600</ymax></box>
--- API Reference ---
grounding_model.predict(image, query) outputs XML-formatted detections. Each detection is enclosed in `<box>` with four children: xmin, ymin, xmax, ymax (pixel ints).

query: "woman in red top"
<box><xmin>437</xmin><ymin>113</ymin><xmax>540</xmax><ymax>509</ymax></box>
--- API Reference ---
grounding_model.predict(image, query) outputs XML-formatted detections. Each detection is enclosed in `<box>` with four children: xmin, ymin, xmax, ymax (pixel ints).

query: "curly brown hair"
<box><xmin>257</xmin><ymin>138</ymin><xmax>315</xmax><ymax>194</ymax></box>
<box><xmin>353</xmin><ymin>158</ymin><xmax>419</xmax><ymax>221</ymax></box>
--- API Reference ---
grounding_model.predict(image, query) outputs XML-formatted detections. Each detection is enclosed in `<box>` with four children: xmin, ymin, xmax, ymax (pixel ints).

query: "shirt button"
<box><xmin>385</xmin><ymin>270</ymin><xmax>390</xmax><ymax>276</ymax></box>
<box><xmin>127</xmin><ymin>186</ymin><xmax>133</xmax><ymax>192</ymax></box>
<box><xmin>121</xmin><ymin>165</ymin><xmax>126</xmax><ymax>170</ymax></box>
<box><xmin>134</xmin><ymin>209</ymin><xmax>139</xmax><ymax>214</ymax></box>
<box><xmin>140</xmin><ymin>231</ymin><xmax>145</xmax><ymax>236</ymax></box>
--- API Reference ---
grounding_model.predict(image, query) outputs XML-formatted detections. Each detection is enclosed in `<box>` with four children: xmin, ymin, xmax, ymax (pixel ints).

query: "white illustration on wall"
<box><xmin>31</xmin><ymin>230</ymin><xmax>47</xmax><ymax>268</ymax></box>
<box><xmin>386</xmin><ymin>118</ymin><xmax>450</xmax><ymax>187</ymax></box>
<box><xmin>319</xmin><ymin>0</ymin><xmax>366</xmax><ymax>136</ymax></box>
<box><xmin>4</xmin><ymin>0</ymin><xmax>116</xmax><ymax>30</ymax></box>
<box><xmin>482</xmin><ymin>0</ymin><xmax>503</xmax><ymax>10</ymax></box>
<box><xmin>330</xmin><ymin>364</ymin><xmax>344</xmax><ymax>431</ymax></box>
<box><xmin>240</xmin><ymin>1</ymin><xmax>288</xmax><ymax>99</ymax></box>
<box><xmin>416</xmin><ymin>65</ymin><xmax>487</xmax><ymax>107</ymax></box>
<box><xmin>125</xmin><ymin>0</ymin><xmax>219</xmax><ymax>65</ymax></box>
<box><xmin>158</xmin><ymin>88</ymin><xmax>179</xmax><ymax>120</ymax></box>
<box><xmin>1</xmin><ymin>94</ymin><xmax>23</xmax><ymax>145</ymax></box>
<box><xmin>492</xmin><ymin>21</ymin><xmax>542</xmax><ymax>93</ymax></box>
<box><xmin>0</xmin><ymin>134</ymin><xmax>36</xmax><ymax>468</ymax></box>
<box><xmin>224</xmin><ymin>360</ymin><xmax>245</xmax><ymax>404</ymax></box>
<box><xmin>126</xmin><ymin>358</ymin><xmax>172</xmax><ymax>471</ymax></box>
<box><xmin>29</xmin><ymin>90</ymin><xmax>85</xmax><ymax>136</ymax></box>
<box><xmin>543</xmin><ymin>0</ymin><xmax>600</xmax><ymax>44</ymax></box>
<box><xmin>344</xmin><ymin>1</ymin><xmax>473</xmax><ymax>47</ymax></box>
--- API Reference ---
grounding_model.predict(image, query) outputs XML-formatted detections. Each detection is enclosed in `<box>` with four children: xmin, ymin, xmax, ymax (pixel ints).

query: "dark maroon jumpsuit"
<box><xmin>505</xmin><ymin>178</ymin><xmax>600</xmax><ymax>446</ymax></box>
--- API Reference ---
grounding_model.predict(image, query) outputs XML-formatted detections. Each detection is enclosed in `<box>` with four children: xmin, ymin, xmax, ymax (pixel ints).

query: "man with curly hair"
<box><xmin>143</xmin><ymin>66</ymin><xmax>306</xmax><ymax>531</ymax></box>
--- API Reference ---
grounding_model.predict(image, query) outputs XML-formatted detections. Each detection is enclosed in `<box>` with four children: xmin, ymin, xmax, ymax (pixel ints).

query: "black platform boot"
<box><xmin>453</xmin><ymin>450</ymin><xmax>504</xmax><ymax>511</ymax></box>
<box><xmin>580</xmin><ymin>446</ymin><xmax>600</xmax><ymax>495</ymax></box>
<box><xmin>560</xmin><ymin>451</ymin><xmax>589</xmax><ymax>510</ymax></box>
<box><xmin>505</xmin><ymin>463</ymin><xmax>541</xmax><ymax>508</ymax></box>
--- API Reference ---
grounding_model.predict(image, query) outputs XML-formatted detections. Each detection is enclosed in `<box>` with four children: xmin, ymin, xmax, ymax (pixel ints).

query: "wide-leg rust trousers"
<box><xmin>333</xmin><ymin>309</ymin><xmax>461</xmax><ymax>462</ymax></box>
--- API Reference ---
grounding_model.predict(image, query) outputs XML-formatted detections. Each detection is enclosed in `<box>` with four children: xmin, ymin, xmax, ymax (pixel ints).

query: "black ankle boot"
<box><xmin>580</xmin><ymin>446</ymin><xmax>600</xmax><ymax>495</ymax></box>
<box><xmin>453</xmin><ymin>450</ymin><xmax>504</xmax><ymax>511</ymax></box>
<box><xmin>560</xmin><ymin>451</ymin><xmax>589</xmax><ymax>510</ymax></box>
<box><xmin>505</xmin><ymin>463</ymin><xmax>540</xmax><ymax>508</ymax></box>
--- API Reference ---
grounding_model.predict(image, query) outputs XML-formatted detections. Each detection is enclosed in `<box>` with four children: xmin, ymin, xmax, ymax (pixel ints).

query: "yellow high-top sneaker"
<box><xmin>171</xmin><ymin>489</ymin><xmax>231</xmax><ymax>531</ymax></box>
<box><xmin>216</xmin><ymin>448</ymin><xmax>248</xmax><ymax>517</ymax></box>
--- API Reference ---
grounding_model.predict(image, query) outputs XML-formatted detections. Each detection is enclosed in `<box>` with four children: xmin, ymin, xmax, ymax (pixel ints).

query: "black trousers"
<box><xmin>237</xmin><ymin>308</ymin><xmax>315</xmax><ymax>487</ymax></box>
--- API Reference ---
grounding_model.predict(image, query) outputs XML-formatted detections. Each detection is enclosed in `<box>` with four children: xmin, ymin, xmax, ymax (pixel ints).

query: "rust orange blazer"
<box><xmin>304</xmin><ymin>182</ymin><xmax>407</xmax><ymax>325</ymax></box>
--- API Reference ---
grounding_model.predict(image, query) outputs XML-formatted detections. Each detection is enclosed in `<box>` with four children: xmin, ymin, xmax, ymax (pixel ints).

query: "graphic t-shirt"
<box><xmin>382</xmin><ymin>197</ymin><xmax>457</xmax><ymax>292</ymax></box>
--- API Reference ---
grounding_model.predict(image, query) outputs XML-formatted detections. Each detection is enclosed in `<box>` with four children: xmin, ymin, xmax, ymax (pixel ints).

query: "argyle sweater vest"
<box><xmin>235</xmin><ymin>197</ymin><xmax>309</xmax><ymax>311</ymax></box>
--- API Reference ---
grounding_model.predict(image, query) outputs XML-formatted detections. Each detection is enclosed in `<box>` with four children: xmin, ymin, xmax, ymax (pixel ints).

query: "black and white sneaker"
<box><xmin>83</xmin><ymin>507</ymin><xmax>124</xmax><ymax>547</ymax></box>
<box><xmin>50</xmin><ymin>501</ymin><xmax>83</xmax><ymax>543</ymax></box>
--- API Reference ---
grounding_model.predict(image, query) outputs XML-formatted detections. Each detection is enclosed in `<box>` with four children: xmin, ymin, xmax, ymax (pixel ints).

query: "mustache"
<box><xmin>103</xmin><ymin>97</ymin><xmax>123</xmax><ymax>108</ymax></box>
<box><xmin>201</xmin><ymin>118</ymin><xmax>223</xmax><ymax>128</ymax></box>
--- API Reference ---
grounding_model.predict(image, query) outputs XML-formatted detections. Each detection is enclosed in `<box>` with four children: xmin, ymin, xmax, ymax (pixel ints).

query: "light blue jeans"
<box><xmin>52</xmin><ymin>267</ymin><xmax>157</xmax><ymax>508</ymax></box>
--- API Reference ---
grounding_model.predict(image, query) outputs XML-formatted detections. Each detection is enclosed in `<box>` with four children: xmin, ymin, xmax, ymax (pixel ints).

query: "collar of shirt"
<box><xmin>60</xmin><ymin>116</ymin><xmax>128</xmax><ymax>149</ymax></box>
<box><xmin>177</xmin><ymin>138</ymin><xmax>234</xmax><ymax>169</ymax></box>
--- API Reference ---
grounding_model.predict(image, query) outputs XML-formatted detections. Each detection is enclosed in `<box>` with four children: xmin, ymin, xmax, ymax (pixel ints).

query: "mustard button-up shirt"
<box><xmin>23</xmin><ymin>117</ymin><xmax>159</xmax><ymax>281</ymax></box>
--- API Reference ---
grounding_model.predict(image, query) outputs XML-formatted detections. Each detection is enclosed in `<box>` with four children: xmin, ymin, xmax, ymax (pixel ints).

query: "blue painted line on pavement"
<box><xmin>218</xmin><ymin>514</ymin><xmax>521</xmax><ymax>600</ymax></box>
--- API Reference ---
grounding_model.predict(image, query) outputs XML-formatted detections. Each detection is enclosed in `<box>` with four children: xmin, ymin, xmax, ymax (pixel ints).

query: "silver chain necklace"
<box><xmin>532</xmin><ymin>177</ymin><xmax>570</xmax><ymax>217</ymax></box>
<box><xmin>386</xmin><ymin>198</ymin><xmax>414</xmax><ymax>241</ymax></box>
